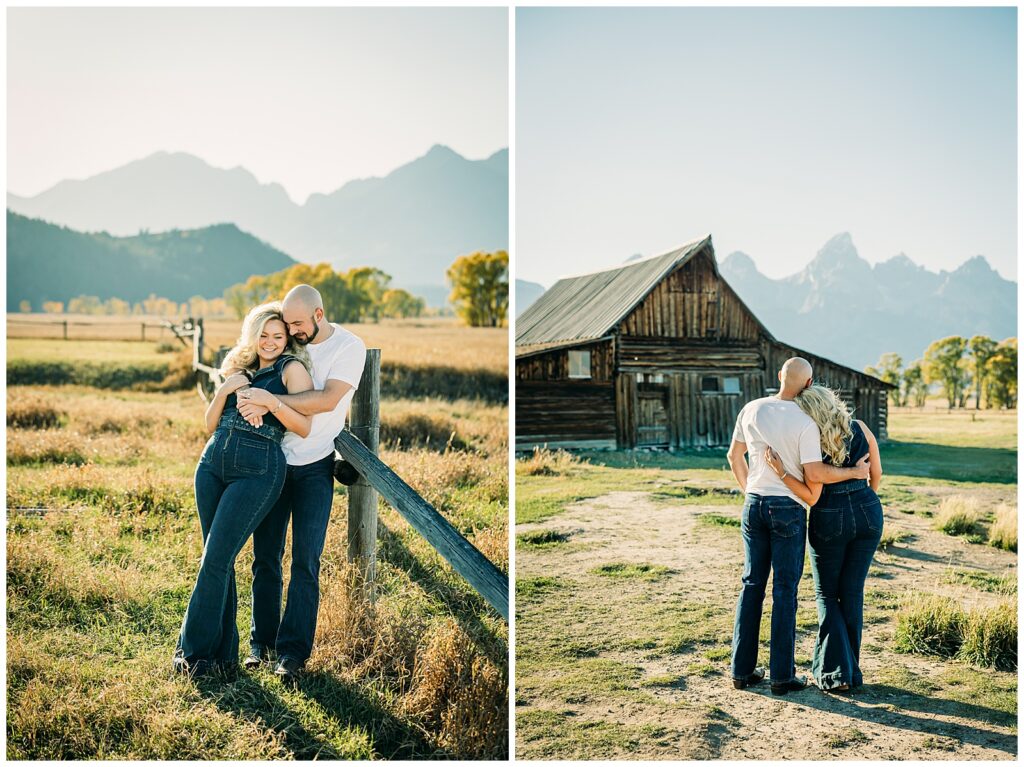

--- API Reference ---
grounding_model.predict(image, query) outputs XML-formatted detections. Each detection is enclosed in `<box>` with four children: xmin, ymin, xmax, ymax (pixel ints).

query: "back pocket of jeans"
<box><xmin>810</xmin><ymin>508</ymin><xmax>843</xmax><ymax>542</ymax></box>
<box><xmin>234</xmin><ymin>438</ymin><xmax>269</xmax><ymax>475</ymax></box>
<box><xmin>768</xmin><ymin>503</ymin><xmax>803</xmax><ymax>538</ymax></box>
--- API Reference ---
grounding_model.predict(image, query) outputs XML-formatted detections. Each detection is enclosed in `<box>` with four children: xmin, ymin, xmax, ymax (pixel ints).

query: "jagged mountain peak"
<box><xmin>953</xmin><ymin>254</ymin><xmax>998</xmax><ymax>277</ymax></box>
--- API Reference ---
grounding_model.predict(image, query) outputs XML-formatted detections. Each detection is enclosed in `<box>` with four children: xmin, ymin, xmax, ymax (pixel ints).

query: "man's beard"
<box><xmin>293</xmin><ymin>321</ymin><xmax>320</xmax><ymax>346</ymax></box>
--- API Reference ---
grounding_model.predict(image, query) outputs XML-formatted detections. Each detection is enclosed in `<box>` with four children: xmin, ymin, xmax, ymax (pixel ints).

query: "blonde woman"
<box><xmin>174</xmin><ymin>302</ymin><xmax>314</xmax><ymax>678</ymax></box>
<box><xmin>764</xmin><ymin>384</ymin><xmax>884</xmax><ymax>693</ymax></box>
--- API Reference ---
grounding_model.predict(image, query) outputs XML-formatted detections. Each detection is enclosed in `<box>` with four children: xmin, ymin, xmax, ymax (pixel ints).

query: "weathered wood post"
<box><xmin>347</xmin><ymin>349</ymin><xmax>381</xmax><ymax>595</ymax></box>
<box><xmin>193</xmin><ymin>317</ymin><xmax>204</xmax><ymax>372</ymax></box>
<box><xmin>62</xmin><ymin>320</ymin><xmax>68</xmax><ymax>341</ymax></box>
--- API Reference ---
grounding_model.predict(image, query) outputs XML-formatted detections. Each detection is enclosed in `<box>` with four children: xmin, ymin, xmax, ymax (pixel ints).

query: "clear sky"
<box><xmin>8</xmin><ymin>7</ymin><xmax>508</xmax><ymax>204</ymax></box>
<box><xmin>517</xmin><ymin>7</ymin><xmax>1017</xmax><ymax>284</ymax></box>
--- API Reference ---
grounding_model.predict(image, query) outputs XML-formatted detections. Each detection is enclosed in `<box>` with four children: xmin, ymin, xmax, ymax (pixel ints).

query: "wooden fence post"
<box><xmin>62</xmin><ymin>320</ymin><xmax>68</xmax><ymax>341</ymax></box>
<box><xmin>193</xmin><ymin>317</ymin><xmax>204</xmax><ymax>372</ymax></box>
<box><xmin>347</xmin><ymin>349</ymin><xmax>381</xmax><ymax>595</ymax></box>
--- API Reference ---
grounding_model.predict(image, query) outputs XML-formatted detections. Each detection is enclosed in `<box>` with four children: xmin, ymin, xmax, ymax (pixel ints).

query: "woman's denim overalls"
<box><xmin>807</xmin><ymin>421</ymin><xmax>884</xmax><ymax>689</ymax></box>
<box><xmin>175</xmin><ymin>353</ymin><xmax>297</xmax><ymax>668</ymax></box>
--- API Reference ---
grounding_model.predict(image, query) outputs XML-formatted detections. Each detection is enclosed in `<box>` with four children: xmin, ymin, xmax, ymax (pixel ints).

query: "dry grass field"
<box><xmin>515</xmin><ymin>410</ymin><xmax>1016</xmax><ymax>760</ymax></box>
<box><xmin>6</xmin><ymin>322</ymin><xmax>509</xmax><ymax>759</ymax></box>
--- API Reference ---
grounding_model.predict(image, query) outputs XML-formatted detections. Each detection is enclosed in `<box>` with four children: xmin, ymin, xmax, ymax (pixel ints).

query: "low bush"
<box><xmin>893</xmin><ymin>594</ymin><xmax>1017</xmax><ymax>670</ymax></box>
<box><xmin>958</xmin><ymin>601</ymin><xmax>1017</xmax><ymax>671</ymax></box>
<box><xmin>933</xmin><ymin>495</ymin><xmax>982</xmax><ymax>537</ymax></box>
<box><xmin>517</xmin><ymin>447</ymin><xmax>583</xmax><ymax>476</ymax></box>
<box><xmin>892</xmin><ymin>595</ymin><xmax>964</xmax><ymax>658</ymax></box>
<box><xmin>987</xmin><ymin>504</ymin><xmax>1017</xmax><ymax>552</ymax></box>
<box><xmin>7</xmin><ymin>400</ymin><xmax>65</xmax><ymax>430</ymax></box>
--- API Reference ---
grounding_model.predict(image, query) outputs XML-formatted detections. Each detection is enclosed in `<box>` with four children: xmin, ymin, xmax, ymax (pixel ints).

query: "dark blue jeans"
<box><xmin>731</xmin><ymin>494</ymin><xmax>807</xmax><ymax>684</ymax></box>
<box><xmin>250</xmin><ymin>452</ymin><xmax>336</xmax><ymax>664</ymax></box>
<box><xmin>177</xmin><ymin>428</ymin><xmax>286</xmax><ymax>665</ymax></box>
<box><xmin>808</xmin><ymin>481</ymin><xmax>883</xmax><ymax>689</ymax></box>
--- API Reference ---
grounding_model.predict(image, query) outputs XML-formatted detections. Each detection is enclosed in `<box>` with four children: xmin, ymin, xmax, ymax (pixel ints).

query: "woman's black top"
<box><xmin>822</xmin><ymin>420</ymin><xmax>870</xmax><ymax>468</ymax></box>
<box><xmin>217</xmin><ymin>354</ymin><xmax>298</xmax><ymax>443</ymax></box>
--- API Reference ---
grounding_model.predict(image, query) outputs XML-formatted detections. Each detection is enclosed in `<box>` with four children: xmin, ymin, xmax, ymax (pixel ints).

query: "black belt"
<box><xmin>217</xmin><ymin>412</ymin><xmax>285</xmax><ymax>444</ymax></box>
<box><xmin>824</xmin><ymin>478</ymin><xmax>868</xmax><ymax>494</ymax></box>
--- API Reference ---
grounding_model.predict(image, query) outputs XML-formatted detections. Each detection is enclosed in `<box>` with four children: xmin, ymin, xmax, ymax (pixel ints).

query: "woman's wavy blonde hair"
<box><xmin>219</xmin><ymin>301</ymin><xmax>311</xmax><ymax>377</ymax></box>
<box><xmin>794</xmin><ymin>384</ymin><xmax>854</xmax><ymax>466</ymax></box>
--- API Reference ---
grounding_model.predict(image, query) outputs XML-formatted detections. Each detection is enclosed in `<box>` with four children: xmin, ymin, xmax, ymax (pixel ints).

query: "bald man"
<box><xmin>236</xmin><ymin>284</ymin><xmax>365</xmax><ymax>684</ymax></box>
<box><xmin>726</xmin><ymin>358</ymin><xmax>869</xmax><ymax>696</ymax></box>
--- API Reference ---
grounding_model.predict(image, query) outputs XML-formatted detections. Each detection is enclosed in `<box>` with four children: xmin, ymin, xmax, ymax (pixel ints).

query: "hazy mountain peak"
<box><xmin>722</xmin><ymin>250</ymin><xmax>759</xmax><ymax>275</ymax></box>
<box><xmin>953</xmin><ymin>254</ymin><xmax>997</xmax><ymax>277</ymax></box>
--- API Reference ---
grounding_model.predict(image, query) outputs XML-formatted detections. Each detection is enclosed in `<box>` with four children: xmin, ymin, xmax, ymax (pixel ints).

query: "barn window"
<box><xmin>723</xmin><ymin>377</ymin><xmax>741</xmax><ymax>394</ymax></box>
<box><xmin>568</xmin><ymin>350</ymin><xmax>591</xmax><ymax>379</ymax></box>
<box><xmin>701</xmin><ymin>376</ymin><xmax>719</xmax><ymax>393</ymax></box>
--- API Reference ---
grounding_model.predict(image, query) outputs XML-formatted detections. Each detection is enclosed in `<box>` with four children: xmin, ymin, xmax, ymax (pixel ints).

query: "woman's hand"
<box><xmin>219</xmin><ymin>373</ymin><xmax>251</xmax><ymax>395</ymax></box>
<box><xmin>764</xmin><ymin>446</ymin><xmax>785</xmax><ymax>478</ymax></box>
<box><xmin>236</xmin><ymin>387</ymin><xmax>278</xmax><ymax>409</ymax></box>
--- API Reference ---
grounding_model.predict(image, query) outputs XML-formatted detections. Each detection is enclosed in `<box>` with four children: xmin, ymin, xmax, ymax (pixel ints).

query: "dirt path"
<box><xmin>516</xmin><ymin>487</ymin><xmax>1017</xmax><ymax>760</ymax></box>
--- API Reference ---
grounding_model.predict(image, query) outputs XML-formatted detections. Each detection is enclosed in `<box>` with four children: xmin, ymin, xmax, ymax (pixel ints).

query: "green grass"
<box><xmin>697</xmin><ymin>513</ymin><xmax>741</xmax><ymax>529</ymax></box>
<box><xmin>516</xmin><ymin>530</ymin><xmax>571</xmax><ymax>549</ymax></box>
<box><xmin>824</xmin><ymin>727</ymin><xmax>869</xmax><ymax>749</ymax></box>
<box><xmin>591</xmin><ymin>562</ymin><xmax>672</xmax><ymax>581</ymax></box>
<box><xmin>943</xmin><ymin>568</ymin><xmax>1017</xmax><ymax>595</ymax></box>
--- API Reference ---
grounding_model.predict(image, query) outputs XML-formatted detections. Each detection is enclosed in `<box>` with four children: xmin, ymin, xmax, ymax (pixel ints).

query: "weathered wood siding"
<box><xmin>619</xmin><ymin>248</ymin><xmax>761</xmax><ymax>342</ymax></box>
<box><xmin>515</xmin><ymin>340</ymin><xmax>616</xmax><ymax>448</ymax></box>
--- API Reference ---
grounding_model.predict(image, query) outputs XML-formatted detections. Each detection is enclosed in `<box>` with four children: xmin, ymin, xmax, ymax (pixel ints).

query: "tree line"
<box><xmin>866</xmin><ymin>335</ymin><xmax>1017</xmax><ymax>410</ymax></box>
<box><xmin>17</xmin><ymin>250</ymin><xmax>510</xmax><ymax>328</ymax></box>
<box><xmin>22</xmin><ymin>295</ymin><xmax>228</xmax><ymax>318</ymax></box>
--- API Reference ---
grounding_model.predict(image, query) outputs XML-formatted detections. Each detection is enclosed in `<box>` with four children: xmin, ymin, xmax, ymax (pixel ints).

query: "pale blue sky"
<box><xmin>517</xmin><ymin>7</ymin><xmax>1017</xmax><ymax>283</ymax></box>
<box><xmin>8</xmin><ymin>7</ymin><xmax>508</xmax><ymax>203</ymax></box>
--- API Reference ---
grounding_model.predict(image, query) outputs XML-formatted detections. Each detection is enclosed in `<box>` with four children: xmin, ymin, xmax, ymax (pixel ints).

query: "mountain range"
<box><xmin>7</xmin><ymin>212</ymin><xmax>295</xmax><ymax>308</ymax></box>
<box><xmin>7</xmin><ymin>145</ymin><xmax>508</xmax><ymax>305</ymax></box>
<box><xmin>718</xmin><ymin>233</ymin><xmax>1016</xmax><ymax>370</ymax></box>
<box><xmin>516</xmin><ymin>232</ymin><xmax>1016</xmax><ymax>371</ymax></box>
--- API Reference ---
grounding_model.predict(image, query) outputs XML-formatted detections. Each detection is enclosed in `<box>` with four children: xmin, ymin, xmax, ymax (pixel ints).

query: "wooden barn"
<box><xmin>515</xmin><ymin>235</ymin><xmax>895</xmax><ymax>451</ymax></box>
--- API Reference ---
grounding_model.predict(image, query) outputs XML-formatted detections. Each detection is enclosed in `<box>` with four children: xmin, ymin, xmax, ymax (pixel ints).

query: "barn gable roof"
<box><xmin>516</xmin><ymin>235</ymin><xmax>711</xmax><ymax>348</ymax></box>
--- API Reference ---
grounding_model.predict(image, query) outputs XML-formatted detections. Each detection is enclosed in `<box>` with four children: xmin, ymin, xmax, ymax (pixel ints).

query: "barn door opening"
<box><xmin>636</xmin><ymin>372</ymin><xmax>669</xmax><ymax>446</ymax></box>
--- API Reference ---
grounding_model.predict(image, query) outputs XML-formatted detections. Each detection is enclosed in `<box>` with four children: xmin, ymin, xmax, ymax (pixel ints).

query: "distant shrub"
<box><xmin>987</xmin><ymin>504</ymin><xmax>1017</xmax><ymax>552</ymax></box>
<box><xmin>517</xmin><ymin>447</ymin><xmax>582</xmax><ymax>476</ymax></box>
<box><xmin>894</xmin><ymin>594</ymin><xmax>1017</xmax><ymax>670</ymax></box>
<box><xmin>153</xmin><ymin>341</ymin><xmax>178</xmax><ymax>354</ymax></box>
<box><xmin>934</xmin><ymin>496</ymin><xmax>982</xmax><ymax>537</ymax></box>
<box><xmin>380</xmin><ymin>362</ymin><xmax>506</xmax><ymax>403</ymax></box>
<box><xmin>7</xmin><ymin>401</ymin><xmax>64</xmax><ymax>430</ymax></box>
<box><xmin>7</xmin><ymin>360</ymin><xmax>169</xmax><ymax>390</ymax></box>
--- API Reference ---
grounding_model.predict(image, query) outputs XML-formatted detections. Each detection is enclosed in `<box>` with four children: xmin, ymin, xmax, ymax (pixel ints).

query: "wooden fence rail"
<box><xmin>8</xmin><ymin>317</ymin><xmax>175</xmax><ymax>341</ymax></box>
<box><xmin>337</xmin><ymin>347</ymin><xmax>508</xmax><ymax>621</ymax></box>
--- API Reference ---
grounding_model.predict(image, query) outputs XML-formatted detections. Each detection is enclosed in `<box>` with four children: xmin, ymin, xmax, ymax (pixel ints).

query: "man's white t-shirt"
<box><xmin>281</xmin><ymin>323</ymin><xmax>366</xmax><ymax>466</ymax></box>
<box><xmin>731</xmin><ymin>396</ymin><xmax>823</xmax><ymax>505</ymax></box>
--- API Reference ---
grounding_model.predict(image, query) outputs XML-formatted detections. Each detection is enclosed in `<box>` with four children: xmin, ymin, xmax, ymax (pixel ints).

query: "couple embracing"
<box><xmin>728</xmin><ymin>357</ymin><xmax>884</xmax><ymax>695</ymax></box>
<box><xmin>173</xmin><ymin>284</ymin><xmax>366</xmax><ymax>685</ymax></box>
